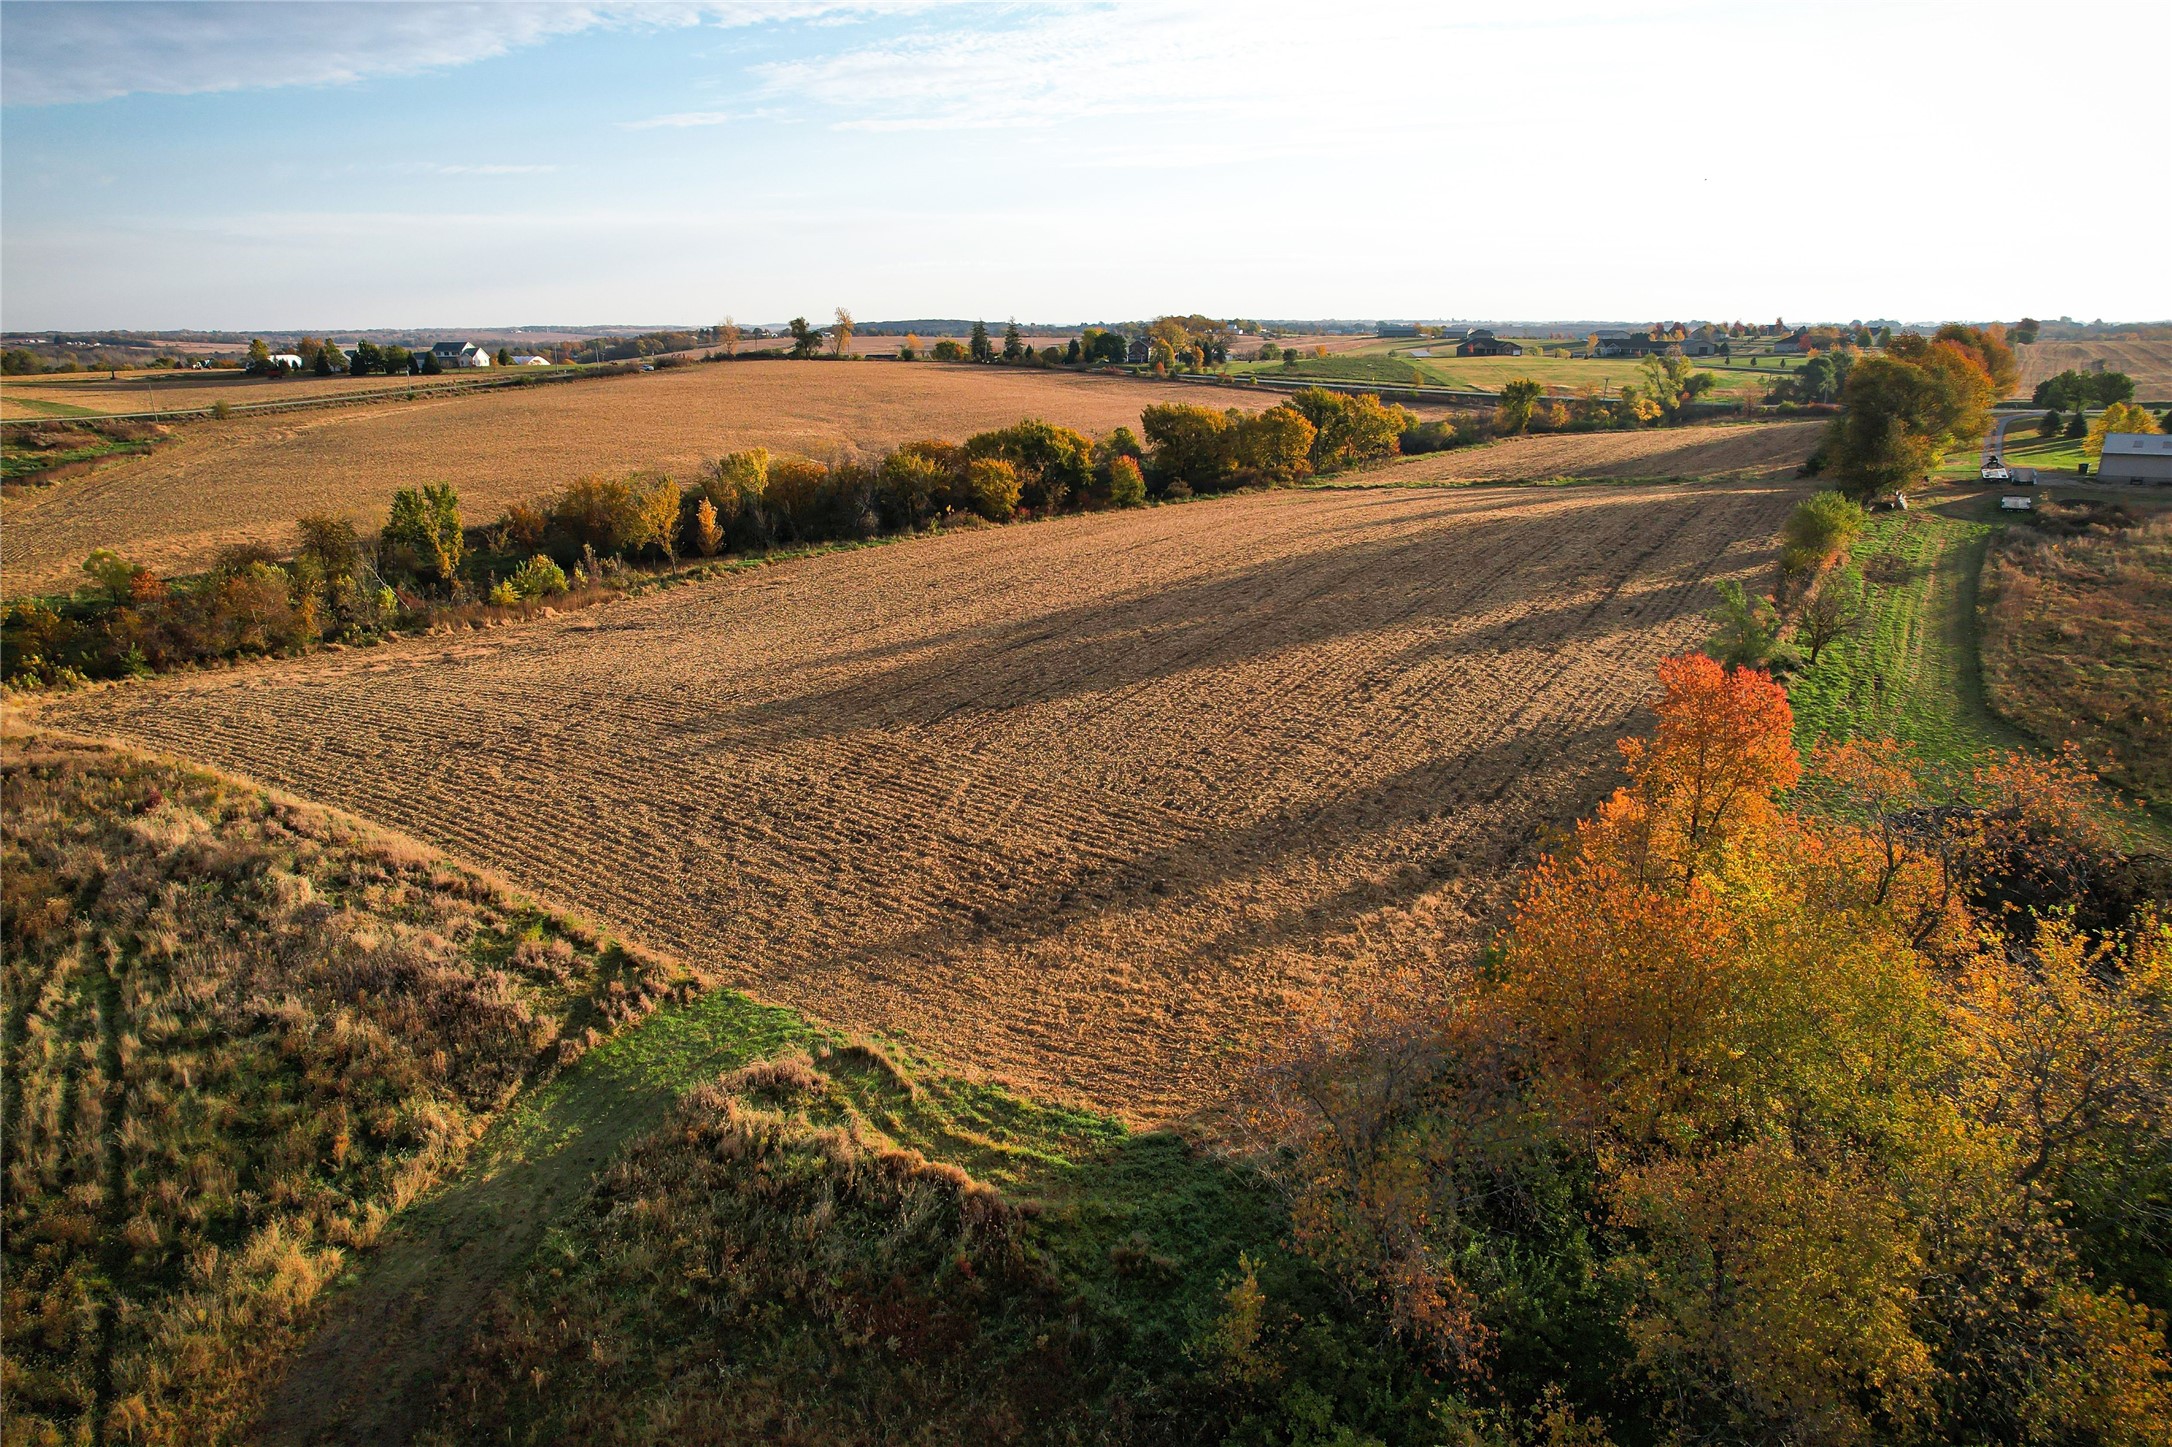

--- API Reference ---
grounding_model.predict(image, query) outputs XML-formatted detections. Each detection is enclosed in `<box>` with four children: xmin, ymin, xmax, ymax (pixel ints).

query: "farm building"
<box><xmin>1457</xmin><ymin>328</ymin><xmax>1524</xmax><ymax>357</ymax></box>
<box><xmin>509</xmin><ymin>354</ymin><xmax>551</xmax><ymax>366</ymax></box>
<box><xmin>1595</xmin><ymin>334</ymin><xmax>1672</xmax><ymax>358</ymax></box>
<box><xmin>429</xmin><ymin>341</ymin><xmax>493</xmax><ymax>368</ymax></box>
<box><xmin>267</xmin><ymin>352</ymin><xmax>304</xmax><ymax>369</ymax></box>
<box><xmin>1377</xmin><ymin>323</ymin><xmax>1422</xmax><ymax>338</ymax></box>
<box><xmin>2095</xmin><ymin>432</ymin><xmax>2172</xmax><ymax>484</ymax></box>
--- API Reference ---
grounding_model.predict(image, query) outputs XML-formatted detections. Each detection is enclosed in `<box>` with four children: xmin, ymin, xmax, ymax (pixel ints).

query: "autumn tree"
<box><xmin>719</xmin><ymin>314</ymin><xmax>739</xmax><ymax>358</ymax></box>
<box><xmin>831</xmin><ymin>307</ymin><xmax>854</xmax><ymax>357</ymax></box>
<box><xmin>1820</xmin><ymin>343</ymin><xmax>1993</xmax><ymax>499</ymax></box>
<box><xmin>2085</xmin><ymin>400</ymin><xmax>2164</xmax><ymax>456</ymax></box>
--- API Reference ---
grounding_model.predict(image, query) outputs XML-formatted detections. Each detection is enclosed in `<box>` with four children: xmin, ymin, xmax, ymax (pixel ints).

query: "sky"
<box><xmin>3</xmin><ymin>0</ymin><xmax>2167</xmax><ymax>332</ymax></box>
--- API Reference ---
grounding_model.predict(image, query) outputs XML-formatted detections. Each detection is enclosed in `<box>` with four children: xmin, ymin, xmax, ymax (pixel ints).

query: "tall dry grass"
<box><xmin>0</xmin><ymin>733</ymin><xmax>689</xmax><ymax>1444</ymax></box>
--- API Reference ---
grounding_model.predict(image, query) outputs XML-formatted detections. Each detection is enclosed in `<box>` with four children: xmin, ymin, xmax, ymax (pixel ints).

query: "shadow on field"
<box><xmin>696</xmin><ymin>484</ymin><xmax>1760</xmax><ymax>747</ymax></box>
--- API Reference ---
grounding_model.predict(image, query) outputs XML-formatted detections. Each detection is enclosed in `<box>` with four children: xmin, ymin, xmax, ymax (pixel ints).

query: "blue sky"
<box><xmin>4</xmin><ymin>0</ymin><xmax>2167</xmax><ymax>331</ymax></box>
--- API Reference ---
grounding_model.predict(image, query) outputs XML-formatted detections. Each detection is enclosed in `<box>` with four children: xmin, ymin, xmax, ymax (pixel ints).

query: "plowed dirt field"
<box><xmin>2017</xmin><ymin>340</ymin><xmax>2172</xmax><ymax>398</ymax></box>
<box><xmin>5</xmin><ymin>365</ymin><xmax>1439</xmax><ymax>596</ymax></box>
<box><xmin>1364</xmin><ymin>419</ymin><xmax>1818</xmax><ymax>485</ymax></box>
<box><xmin>39</xmin><ymin>480</ymin><xmax>1797</xmax><ymax>1119</ymax></box>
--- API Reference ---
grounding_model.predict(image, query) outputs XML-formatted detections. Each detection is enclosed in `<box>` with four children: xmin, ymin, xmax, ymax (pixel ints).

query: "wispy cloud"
<box><xmin>0</xmin><ymin>1</ymin><xmax>921</xmax><ymax>107</ymax></box>
<box><xmin>395</xmin><ymin>162</ymin><xmax>563</xmax><ymax>176</ymax></box>
<box><xmin>619</xmin><ymin>108</ymin><xmax>785</xmax><ymax>129</ymax></box>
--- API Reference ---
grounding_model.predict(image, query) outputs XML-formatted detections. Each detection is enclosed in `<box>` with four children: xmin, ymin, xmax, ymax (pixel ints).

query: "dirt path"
<box><xmin>42</xmin><ymin>479</ymin><xmax>1800</xmax><ymax>1123</ymax></box>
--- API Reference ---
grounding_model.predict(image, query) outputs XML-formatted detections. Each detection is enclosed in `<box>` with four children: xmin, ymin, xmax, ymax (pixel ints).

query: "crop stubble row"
<box><xmin>43</xmin><ymin>480</ymin><xmax>1797</xmax><ymax>1120</ymax></box>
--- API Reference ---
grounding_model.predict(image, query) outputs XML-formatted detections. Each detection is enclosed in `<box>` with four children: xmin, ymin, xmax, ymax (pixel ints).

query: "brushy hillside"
<box><xmin>1981</xmin><ymin>501</ymin><xmax>2172</xmax><ymax>808</ymax></box>
<box><xmin>0</xmin><ymin>733</ymin><xmax>691</xmax><ymax>1445</ymax></box>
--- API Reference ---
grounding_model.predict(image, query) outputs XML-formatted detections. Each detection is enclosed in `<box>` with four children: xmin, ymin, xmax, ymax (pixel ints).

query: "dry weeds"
<box><xmin>38</xmin><ymin>480</ymin><xmax>1799</xmax><ymax>1121</ymax></box>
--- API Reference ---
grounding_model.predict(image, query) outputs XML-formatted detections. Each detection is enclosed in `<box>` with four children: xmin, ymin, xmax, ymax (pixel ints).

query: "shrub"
<box><xmin>957</xmin><ymin>457</ymin><xmax>1019</xmax><ymax>521</ymax></box>
<box><xmin>962</xmin><ymin>419</ymin><xmax>1093</xmax><ymax>512</ymax></box>
<box><xmin>508</xmin><ymin>554</ymin><xmax>568</xmax><ymax>600</ymax></box>
<box><xmin>878</xmin><ymin>450</ymin><xmax>946</xmax><ymax>530</ymax></box>
<box><xmin>1288</xmin><ymin>388</ymin><xmax>1413</xmax><ymax>470</ymax></box>
<box><xmin>1779</xmin><ymin>490</ymin><xmax>1866</xmax><ymax>580</ymax></box>
<box><xmin>381</xmin><ymin>483</ymin><xmax>463</xmax><ymax>586</ymax></box>
<box><xmin>1105</xmin><ymin>455</ymin><xmax>1146</xmax><ymax>508</ymax></box>
<box><xmin>548</xmin><ymin>476</ymin><xmax>651</xmax><ymax>559</ymax></box>
<box><xmin>697</xmin><ymin>449</ymin><xmax>773</xmax><ymax>550</ymax></box>
<box><xmin>1706</xmin><ymin>578</ymin><xmax>1787</xmax><ymax>669</ymax></box>
<box><xmin>1140</xmin><ymin>403</ymin><xmax>1236</xmax><ymax>495</ymax></box>
<box><xmin>762</xmin><ymin>456</ymin><xmax>833</xmax><ymax>540</ymax></box>
<box><xmin>686</xmin><ymin>497</ymin><xmax>724</xmax><ymax>557</ymax></box>
<box><xmin>1233</xmin><ymin>405</ymin><xmax>1317</xmax><ymax>485</ymax></box>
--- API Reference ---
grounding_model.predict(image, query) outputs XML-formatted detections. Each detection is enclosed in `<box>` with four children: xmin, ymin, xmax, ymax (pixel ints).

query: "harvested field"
<box><xmin>40</xmin><ymin>479</ymin><xmax>1798</xmax><ymax>1121</ymax></box>
<box><xmin>1</xmin><ymin>364</ymin><xmax>1439</xmax><ymax>596</ymax></box>
<box><xmin>0</xmin><ymin>368</ymin><xmax>465</xmax><ymax>418</ymax></box>
<box><xmin>2017</xmin><ymin>340</ymin><xmax>2172</xmax><ymax>398</ymax></box>
<box><xmin>1365</xmin><ymin>418</ymin><xmax>1819</xmax><ymax>485</ymax></box>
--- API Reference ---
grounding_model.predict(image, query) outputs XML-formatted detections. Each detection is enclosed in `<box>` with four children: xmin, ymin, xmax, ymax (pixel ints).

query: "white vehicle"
<box><xmin>2000</xmin><ymin>495</ymin><xmax>2034</xmax><ymax>511</ymax></box>
<box><xmin>1980</xmin><ymin>462</ymin><xmax>2011</xmax><ymax>482</ymax></box>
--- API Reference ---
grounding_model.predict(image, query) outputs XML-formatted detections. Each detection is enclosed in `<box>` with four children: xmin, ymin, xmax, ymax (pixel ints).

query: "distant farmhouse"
<box><xmin>1456</xmin><ymin>328</ymin><xmax>1524</xmax><ymax>357</ymax></box>
<box><xmin>430</xmin><ymin>341</ymin><xmax>493</xmax><ymax>369</ymax></box>
<box><xmin>1593</xmin><ymin>323</ymin><xmax>1724</xmax><ymax>359</ymax></box>
<box><xmin>2096</xmin><ymin>432</ymin><xmax>2172</xmax><ymax>484</ymax></box>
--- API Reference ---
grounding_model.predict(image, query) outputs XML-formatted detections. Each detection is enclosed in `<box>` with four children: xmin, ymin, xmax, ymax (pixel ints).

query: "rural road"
<box><xmin>1984</xmin><ymin>410</ymin><xmax>2037</xmax><ymax>466</ymax></box>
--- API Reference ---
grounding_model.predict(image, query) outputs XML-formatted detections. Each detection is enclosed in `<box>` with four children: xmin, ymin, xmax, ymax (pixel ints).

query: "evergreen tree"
<box><xmin>969</xmin><ymin>320</ymin><xmax>992</xmax><ymax>364</ymax></box>
<box><xmin>1002</xmin><ymin>319</ymin><xmax>1025</xmax><ymax>362</ymax></box>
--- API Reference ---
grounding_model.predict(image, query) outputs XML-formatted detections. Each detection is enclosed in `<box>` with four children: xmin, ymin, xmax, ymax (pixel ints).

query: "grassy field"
<box><xmin>0</xmin><ymin>363</ymin><xmax>1463</xmax><ymax>597</ymax></box>
<box><xmin>1784</xmin><ymin>502</ymin><xmax>2024</xmax><ymax>771</ymax></box>
<box><xmin>34</xmin><ymin>478</ymin><xmax>1800</xmax><ymax>1122</ymax></box>
<box><xmin>1980</xmin><ymin>500</ymin><xmax>2172</xmax><ymax>809</ymax></box>
<box><xmin>0</xmin><ymin>368</ymin><xmax>536</xmax><ymax>419</ymax></box>
<box><xmin>1221</xmin><ymin>334</ymin><xmax>1811</xmax><ymax>400</ymax></box>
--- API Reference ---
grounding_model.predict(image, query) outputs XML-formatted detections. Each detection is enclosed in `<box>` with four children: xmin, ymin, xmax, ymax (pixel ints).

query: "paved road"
<box><xmin>1983</xmin><ymin>410</ymin><xmax>2038</xmax><ymax>467</ymax></box>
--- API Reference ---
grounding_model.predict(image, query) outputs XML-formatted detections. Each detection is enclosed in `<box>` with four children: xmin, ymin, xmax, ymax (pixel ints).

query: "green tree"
<box><xmin>787</xmin><ymin>317</ymin><xmax>822</xmax><ymax>359</ymax></box>
<box><xmin>495</xmin><ymin>346</ymin><xmax>513</xmax><ymax>367</ymax></box>
<box><xmin>350</xmin><ymin>339</ymin><xmax>382</xmax><ymax>376</ymax></box>
<box><xmin>2065</xmin><ymin>410</ymin><xmax>2088</xmax><ymax>439</ymax></box>
<box><xmin>962</xmin><ymin>419</ymin><xmax>1094</xmax><ymax>511</ymax></box>
<box><xmin>246</xmin><ymin>338</ymin><xmax>273</xmax><ymax>374</ymax></box>
<box><xmin>2038</xmin><ymin>409</ymin><xmax>2063</xmax><ymax>439</ymax></box>
<box><xmin>1706</xmin><ymin>578</ymin><xmax>1785</xmax><ymax>667</ymax></box>
<box><xmin>314</xmin><ymin>342</ymin><xmax>345</xmax><ymax>377</ymax></box>
<box><xmin>381</xmin><ymin>483</ymin><xmax>463</xmax><ymax>587</ymax></box>
<box><xmin>1002</xmin><ymin>319</ymin><xmax>1025</xmax><ymax>362</ymax></box>
<box><xmin>1495</xmin><ymin>377</ymin><xmax>1546</xmax><ymax>434</ymax></box>
<box><xmin>969</xmin><ymin>320</ymin><xmax>992</xmax><ymax>364</ymax></box>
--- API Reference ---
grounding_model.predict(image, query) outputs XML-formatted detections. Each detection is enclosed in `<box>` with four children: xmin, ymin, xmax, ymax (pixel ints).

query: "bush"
<box><xmin>381</xmin><ymin>483</ymin><xmax>462</xmax><ymax>586</ymax></box>
<box><xmin>1140</xmin><ymin>403</ymin><xmax>1237</xmax><ymax>495</ymax></box>
<box><xmin>962</xmin><ymin>419</ymin><xmax>1093</xmax><ymax>511</ymax></box>
<box><xmin>1287</xmin><ymin>388</ymin><xmax>1414</xmax><ymax>470</ymax></box>
<box><xmin>957</xmin><ymin>458</ymin><xmax>1019</xmax><ymax>521</ymax></box>
<box><xmin>1706</xmin><ymin>578</ymin><xmax>1787</xmax><ymax>669</ymax></box>
<box><xmin>1105</xmin><ymin>455</ymin><xmax>1146</xmax><ymax>508</ymax></box>
<box><xmin>508</xmin><ymin>554</ymin><xmax>568</xmax><ymax>600</ymax></box>
<box><xmin>1779</xmin><ymin>490</ymin><xmax>1866</xmax><ymax>580</ymax></box>
<box><xmin>548</xmin><ymin>476</ymin><xmax>652</xmax><ymax>559</ymax></box>
<box><xmin>1232</xmin><ymin>405</ymin><xmax>1317</xmax><ymax>485</ymax></box>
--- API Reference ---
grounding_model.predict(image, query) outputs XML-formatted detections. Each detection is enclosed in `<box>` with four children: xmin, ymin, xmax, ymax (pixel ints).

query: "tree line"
<box><xmin>1</xmin><ymin>391</ymin><xmax>1423</xmax><ymax>689</ymax></box>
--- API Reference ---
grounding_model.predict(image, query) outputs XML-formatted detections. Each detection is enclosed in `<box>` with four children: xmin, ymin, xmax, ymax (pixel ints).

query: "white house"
<box><xmin>2096</xmin><ymin>432</ymin><xmax>2172</xmax><ymax>484</ymax></box>
<box><xmin>429</xmin><ymin>341</ymin><xmax>493</xmax><ymax>369</ymax></box>
<box><xmin>510</xmin><ymin>354</ymin><xmax>551</xmax><ymax>366</ymax></box>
